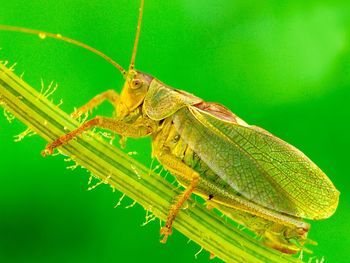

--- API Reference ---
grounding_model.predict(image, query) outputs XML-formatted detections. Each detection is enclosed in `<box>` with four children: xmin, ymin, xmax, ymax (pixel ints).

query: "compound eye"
<box><xmin>131</xmin><ymin>79</ymin><xmax>143</xmax><ymax>89</ymax></box>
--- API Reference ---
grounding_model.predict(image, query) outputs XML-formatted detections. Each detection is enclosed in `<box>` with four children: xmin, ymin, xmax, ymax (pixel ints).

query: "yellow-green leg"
<box><xmin>42</xmin><ymin>116</ymin><xmax>155</xmax><ymax>156</ymax></box>
<box><xmin>155</xmin><ymin>150</ymin><xmax>200</xmax><ymax>243</ymax></box>
<box><xmin>71</xmin><ymin>89</ymin><xmax>119</xmax><ymax>118</ymax></box>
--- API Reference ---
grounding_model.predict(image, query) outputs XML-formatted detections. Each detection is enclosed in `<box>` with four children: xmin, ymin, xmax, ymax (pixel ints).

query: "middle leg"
<box><xmin>155</xmin><ymin>149</ymin><xmax>200</xmax><ymax>243</ymax></box>
<box><xmin>43</xmin><ymin>116</ymin><xmax>156</xmax><ymax>155</ymax></box>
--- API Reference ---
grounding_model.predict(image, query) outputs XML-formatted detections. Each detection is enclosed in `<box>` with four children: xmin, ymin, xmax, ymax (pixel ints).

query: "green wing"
<box><xmin>173</xmin><ymin>106</ymin><xmax>339</xmax><ymax>219</ymax></box>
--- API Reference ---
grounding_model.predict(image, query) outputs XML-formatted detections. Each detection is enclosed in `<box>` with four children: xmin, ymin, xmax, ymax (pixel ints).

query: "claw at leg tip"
<box><xmin>41</xmin><ymin>149</ymin><xmax>47</xmax><ymax>157</ymax></box>
<box><xmin>160</xmin><ymin>236</ymin><xmax>168</xmax><ymax>244</ymax></box>
<box><xmin>41</xmin><ymin>146</ymin><xmax>53</xmax><ymax>157</ymax></box>
<box><xmin>160</xmin><ymin>226</ymin><xmax>172</xmax><ymax>244</ymax></box>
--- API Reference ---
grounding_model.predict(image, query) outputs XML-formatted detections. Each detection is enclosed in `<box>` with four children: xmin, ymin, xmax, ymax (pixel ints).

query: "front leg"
<box><xmin>42</xmin><ymin>116</ymin><xmax>155</xmax><ymax>156</ymax></box>
<box><xmin>71</xmin><ymin>89</ymin><xmax>119</xmax><ymax>118</ymax></box>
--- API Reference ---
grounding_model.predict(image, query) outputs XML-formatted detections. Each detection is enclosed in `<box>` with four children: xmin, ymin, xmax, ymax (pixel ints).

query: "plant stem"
<box><xmin>0</xmin><ymin>63</ymin><xmax>301</xmax><ymax>263</ymax></box>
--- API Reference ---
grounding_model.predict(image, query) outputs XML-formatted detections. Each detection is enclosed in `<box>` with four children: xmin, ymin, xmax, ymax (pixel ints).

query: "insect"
<box><xmin>0</xmin><ymin>0</ymin><xmax>339</xmax><ymax>254</ymax></box>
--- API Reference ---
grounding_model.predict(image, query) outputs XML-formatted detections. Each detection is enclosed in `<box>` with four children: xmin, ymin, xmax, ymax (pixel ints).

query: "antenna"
<box><xmin>128</xmin><ymin>0</ymin><xmax>144</xmax><ymax>74</ymax></box>
<box><xmin>0</xmin><ymin>25</ymin><xmax>126</xmax><ymax>77</ymax></box>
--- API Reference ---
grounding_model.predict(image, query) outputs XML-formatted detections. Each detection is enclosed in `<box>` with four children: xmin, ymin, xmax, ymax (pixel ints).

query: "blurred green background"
<box><xmin>0</xmin><ymin>0</ymin><xmax>349</xmax><ymax>262</ymax></box>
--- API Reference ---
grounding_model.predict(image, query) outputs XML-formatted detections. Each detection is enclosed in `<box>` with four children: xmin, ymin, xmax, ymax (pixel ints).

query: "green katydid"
<box><xmin>0</xmin><ymin>0</ymin><xmax>339</xmax><ymax>254</ymax></box>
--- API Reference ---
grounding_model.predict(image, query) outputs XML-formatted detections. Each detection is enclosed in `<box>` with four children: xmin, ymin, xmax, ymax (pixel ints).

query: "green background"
<box><xmin>0</xmin><ymin>0</ymin><xmax>349</xmax><ymax>262</ymax></box>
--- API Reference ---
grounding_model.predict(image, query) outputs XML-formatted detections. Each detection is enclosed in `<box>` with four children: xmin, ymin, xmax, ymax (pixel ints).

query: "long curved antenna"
<box><xmin>0</xmin><ymin>25</ymin><xmax>126</xmax><ymax>77</ymax></box>
<box><xmin>128</xmin><ymin>0</ymin><xmax>144</xmax><ymax>73</ymax></box>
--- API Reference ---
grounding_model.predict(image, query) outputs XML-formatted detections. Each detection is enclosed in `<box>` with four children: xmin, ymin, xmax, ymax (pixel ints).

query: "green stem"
<box><xmin>0</xmin><ymin>63</ymin><xmax>301</xmax><ymax>263</ymax></box>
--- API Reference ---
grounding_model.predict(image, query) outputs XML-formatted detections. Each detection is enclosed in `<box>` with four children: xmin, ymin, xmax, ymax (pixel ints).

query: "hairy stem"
<box><xmin>0</xmin><ymin>63</ymin><xmax>301</xmax><ymax>263</ymax></box>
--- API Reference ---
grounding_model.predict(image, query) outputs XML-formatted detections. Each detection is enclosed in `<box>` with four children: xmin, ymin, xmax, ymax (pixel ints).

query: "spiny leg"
<box><xmin>42</xmin><ymin>116</ymin><xmax>155</xmax><ymax>156</ymax></box>
<box><xmin>71</xmin><ymin>89</ymin><xmax>119</xmax><ymax>118</ymax></box>
<box><xmin>160</xmin><ymin>176</ymin><xmax>198</xmax><ymax>243</ymax></box>
<box><xmin>155</xmin><ymin>151</ymin><xmax>199</xmax><ymax>243</ymax></box>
